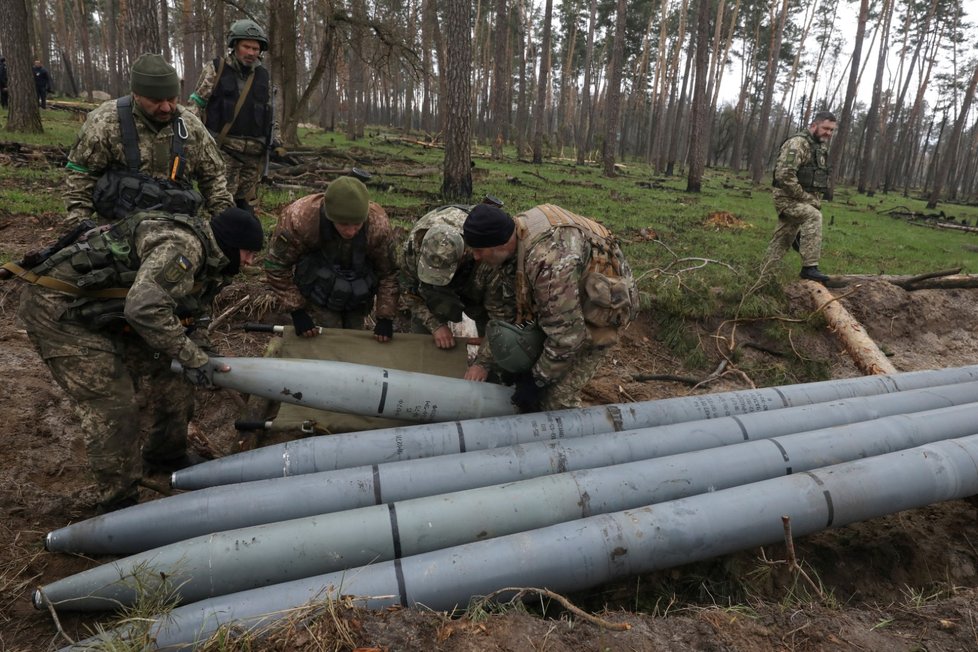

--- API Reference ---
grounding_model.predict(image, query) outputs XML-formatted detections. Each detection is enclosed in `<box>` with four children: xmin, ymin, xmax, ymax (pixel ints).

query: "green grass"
<box><xmin>6</xmin><ymin>111</ymin><xmax>978</xmax><ymax>381</ymax></box>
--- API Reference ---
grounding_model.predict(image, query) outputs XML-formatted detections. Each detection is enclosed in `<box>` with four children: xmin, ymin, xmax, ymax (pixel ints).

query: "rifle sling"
<box><xmin>1</xmin><ymin>261</ymin><xmax>202</xmax><ymax>299</ymax></box>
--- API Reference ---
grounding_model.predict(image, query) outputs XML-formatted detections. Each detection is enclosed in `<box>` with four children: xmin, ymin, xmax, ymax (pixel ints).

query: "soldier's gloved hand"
<box><xmin>183</xmin><ymin>359</ymin><xmax>230</xmax><ymax>388</ymax></box>
<box><xmin>373</xmin><ymin>318</ymin><xmax>394</xmax><ymax>342</ymax></box>
<box><xmin>512</xmin><ymin>373</ymin><xmax>546</xmax><ymax>413</ymax></box>
<box><xmin>291</xmin><ymin>309</ymin><xmax>318</xmax><ymax>337</ymax></box>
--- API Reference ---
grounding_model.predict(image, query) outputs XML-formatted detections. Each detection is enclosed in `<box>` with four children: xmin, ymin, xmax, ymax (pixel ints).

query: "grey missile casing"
<box><xmin>174</xmin><ymin>356</ymin><xmax>517</xmax><ymax>423</ymax></box>
<box><xmin>46</xmin><ymin>381</ymin><xmax>978</xmax><ymax>554</ymax></box>
<box><xmin>39</xmin><ymin>400</ymin><xmax>978</xmax><ymax>610</ymax></box>
<box><xmin>66</xmin><ymin>433</ymin><xmax>978</xmax><ymax>650</ymax></box>
<box><xmin>171</xmin><ymin>363</ymin><xmax>978</xmax><ymax>489</ymax></box>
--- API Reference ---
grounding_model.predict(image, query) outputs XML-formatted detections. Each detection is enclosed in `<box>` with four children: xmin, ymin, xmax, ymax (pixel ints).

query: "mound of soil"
<box><xmin>2</xmin><ymin>210</ymin><xmax>978</xmax><ymax>651</ymax></box>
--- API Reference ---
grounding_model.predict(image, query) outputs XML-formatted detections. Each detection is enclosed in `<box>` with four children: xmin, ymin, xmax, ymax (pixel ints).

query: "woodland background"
<box><xmin>0</xmin><ymin>0</ymin><xmax>976</xmax><ymax>206</ymax></box>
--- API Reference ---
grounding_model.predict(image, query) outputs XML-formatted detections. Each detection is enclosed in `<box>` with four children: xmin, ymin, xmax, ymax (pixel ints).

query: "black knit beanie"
<box><xmin>462</xmin><ymin>205</ymin><xmax>514</xmax><ymax>248</ymax></box>
<box><xmin>210</xmin><ymin>207</ymin><xmax>264</xmax><ymax>273</ymax></box>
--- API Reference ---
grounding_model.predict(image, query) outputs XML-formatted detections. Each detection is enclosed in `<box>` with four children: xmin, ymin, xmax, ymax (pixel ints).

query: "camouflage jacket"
<box><xmin>772</xmin><ymin>130</ymin><xmax>828</xmax><ymax>210</ymax></box>
<box><xmin>264</xmin><ymin>193</ymin><xmax>398</xmax><ymax>318</ymax></box>
<box><xmin>187</xmin><ymin>54</ymin><xmax>280</xmax><ymax>155</ymax></box>
<box><xmin>491</xmin><ymin>205</ymin><xmax>635</xmax><ymax>384</ymax></box>
<box><xmin>64</xmin><ymin>98</ymin><xmax>233</xmax><ymax>225</ymax></box>
<box><xmin>24</xmin><ymin>213</ymin><xmax>228</xmax><ymax>369</ymax></box>
<box><xmin>399</xmin><ymin>206</ymin><xmax>473</xmax><ymax>331</ymax></box>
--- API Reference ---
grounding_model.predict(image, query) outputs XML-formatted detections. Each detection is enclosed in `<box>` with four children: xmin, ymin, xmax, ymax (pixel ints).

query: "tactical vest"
<box><xmin>774</xmin><ymin>131</ymin><xmax>831</xmax><ymax>193</ymax></box>
<box><xmin>294</xmin><ymin>218</ymin><xmax>378</xmax><ymax>312</ymax></box>
<box><xmin>204</xmin><ymin>58</ymin><xmax>271</xmax><ymax>140</ymax></box>
<box><xmin>34</xmin><ymin>211</ymin><xmax>226</xmax><ymax>328</ymax></box>
<box><xmin>92</xmin><ymin>96</ymin><xmax>204</xmax><ymax>222</ymax></box>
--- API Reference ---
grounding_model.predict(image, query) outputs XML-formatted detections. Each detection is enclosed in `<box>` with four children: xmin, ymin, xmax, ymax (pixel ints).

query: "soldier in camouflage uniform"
<box><xmin>762</xmin><ymin>110</ymin><xmax>838</xmax><ymax>284</ymax></box>
<box><xmin>188</xmin><ymin>19</ymin><xmax>281</xmax><ymax>210</ymax></box>
<box><xmin>13</xmin><ymin>208</ymin><xmax>264</xmax><ymax>514</ymax></box>
<box><xmin>264</xmin><ymin>176</ymin><xmax>399</xmax><ymax>341</ymax></box>
<box><xmin>398</xmin><ymin>205</ymin><xmax>506</xmax><ymax>381</ymax></box>
<box><xmin>462</xmin><ymin>204</ymin><xmax>638</xmax><ymax>412</ymax></box>
<box><xmin>64</xmin><ymin>53</ymin><xmax>233</xmax><ymax>227</ymax></box>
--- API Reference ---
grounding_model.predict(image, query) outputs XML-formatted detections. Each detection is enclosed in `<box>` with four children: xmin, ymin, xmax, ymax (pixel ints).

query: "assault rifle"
<box><xmin>0</xmin><ymin>219</ymin><xmax>97</xmax><ymax>280</ymax></box>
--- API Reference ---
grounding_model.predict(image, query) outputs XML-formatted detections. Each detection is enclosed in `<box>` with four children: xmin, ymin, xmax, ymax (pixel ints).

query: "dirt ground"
<box><xmin>3</xmin><ymin>208</ymin><xmax>978</xmax><ymax>651</ymax></box>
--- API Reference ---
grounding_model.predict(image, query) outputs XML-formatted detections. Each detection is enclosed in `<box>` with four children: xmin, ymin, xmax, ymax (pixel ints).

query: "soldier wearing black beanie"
<box><xmin>462</xmin><ymin>205</ymin><xmax>515</xmax><ymax>248</ymax></box>
<box><xmin>210</xmin><ymin>206</ymin><xmax>264</xmax><ymax>275</ymax></box>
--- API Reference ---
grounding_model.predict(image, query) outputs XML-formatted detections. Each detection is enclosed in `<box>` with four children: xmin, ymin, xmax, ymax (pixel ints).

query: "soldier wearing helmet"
<box><xmin>398</xmin><ymin>201</ymin><xmax>512</xmax><ymax>381</ymax></box>
<box><xmin>264</xmin><ymin>177</ymin><xmax>399</xmax><ymax>341</ymax></box>
<box><xmin>188</xmin><ymin>19</ymin><xmax>279</xmax><ymax>211</ymax></box>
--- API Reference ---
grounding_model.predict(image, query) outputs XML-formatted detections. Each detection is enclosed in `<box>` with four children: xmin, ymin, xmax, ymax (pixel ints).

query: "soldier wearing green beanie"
<box><xmin>63</xmin><ymin>53</ymin><xmax>233</xmax><ymax>227</ymax></box>
<box><xmin>264</xmin><ymin>176</ymin><xmax>399</xmax><ymax>342</ymax></box>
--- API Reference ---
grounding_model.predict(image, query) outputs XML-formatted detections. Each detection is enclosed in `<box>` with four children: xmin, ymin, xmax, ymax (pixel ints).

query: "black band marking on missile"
<box><xmin>769</xmin><ymin>439</ymin><xmax>792</xmax><ymax>474</ymax></box>
<box><xmin>388</xmin><ymin>503</ymin><xmax>403</xmax><ymax>558</ymax></box>
<box><xmin>456</xmin><ymin>422</ymin><xmax>466</xmax><ymax>453</ymax></box>
<box><xmin>732</xmin><ymin>415</ymin><xmax>749</xmax><ymax>441</ymax></box>
<box><xmin>772</xmin><ymin>387</ymin><xmax>789</xmax><ymax>408</ymax></box>
<box><xmin>607</xmin><ymin>405</ymin><xmax>625</xmax><ymax>431</ymax></box>
<box><xmin>372</xmin><ymin>465</ymin><xmax>383</xmax><ymax>504</ymax></box>
<box><xmin>377</xmin><ymin>370</ymin><xmax>390</xmax><ymax>414</ymax></box>
<box><xmin>393</xmin><ymin>558</ymin><xmax>408</xmax><ymax>606</ymax></box>
<box><xmin>803</xmin><ymin>472</ymin><xmax>834</xmax><ymax>527</ymax></box>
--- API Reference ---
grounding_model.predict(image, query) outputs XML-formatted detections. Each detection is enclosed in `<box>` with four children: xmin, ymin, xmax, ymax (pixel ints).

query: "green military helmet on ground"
<box><xmin>418</xmin><ymin>224</ymin><xmax>464</xmax><ymax>286</ymax></box>
<box><xmin>227</xmin><ymin>19</ymin><xmax>269</xmax><ymax>51</ymax></box>
<box><xmin>486</xmin><ymin>320</ymin><xmax>545</xmax><ymax>373</ymax></box>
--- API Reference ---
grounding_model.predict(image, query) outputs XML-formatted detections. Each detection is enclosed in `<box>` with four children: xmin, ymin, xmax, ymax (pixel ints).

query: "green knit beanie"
<box><xmin>322</xmin><ymin>176</ymin><xmax>370</xmax><ymax>224</ymax></box>
<box><xmin>130</xmin><ymin>53</ymin><xmax>180</xmax><ymax>99</ymax></box>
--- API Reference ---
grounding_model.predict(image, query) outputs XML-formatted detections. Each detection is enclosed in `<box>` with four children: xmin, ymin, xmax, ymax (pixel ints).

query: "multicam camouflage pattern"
<box><xmin>264</xmin><ymin>193</ymin><xmax>398</xmax><ymax>319</ymax></box>
<box><xmin>18</xmin><ymin>216</ymin><xmax>227</xmax><ymax>507</ymax></box>
<box><xmin>188</xmin><ymin>54</ymin><xmax>275</xmax><ymax>204</ymax></box>
<box><xmin>767</xmin><ymin>130</ymin><xmax>829</xmax><ymax>269</ymax></box>
<box><xmin>398</xmin><ymin>205</ymin><xmax>507</xmax><ymax>366</ymax></box>
<box><xmin>64</xmin><ymin>99</ymin><xmax>233</xmax><ymax>225</ymax></box>
<box><xmin>483</xmin><ymin>206</ymin><xmax>636</xmax><ymax>407</ymax></box>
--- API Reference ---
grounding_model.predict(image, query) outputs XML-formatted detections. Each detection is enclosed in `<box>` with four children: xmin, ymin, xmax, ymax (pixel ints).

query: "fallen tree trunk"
<box><xmin>830</xmin><ymin>268</ymin><xmax>978</xmax><ymax>290</ymax></box>
<box><xmin>800</xmin><ymin>280</ymin><xmax>898</xmax><ymax>376</ymax></box>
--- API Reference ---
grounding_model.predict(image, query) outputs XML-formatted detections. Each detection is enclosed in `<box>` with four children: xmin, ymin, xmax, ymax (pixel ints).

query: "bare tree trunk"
<box><xmin>124</xmin><ymin>0</ymin><xmax>162</xmax><ymax>61</ymax></box>
<box><xmin>159</xmin><ymin>0</ymin><xmax>172</xmax><ymax>63</ymax></box>
<box><xmin>490</xmin><ymin>0</ymin><xmax>508</xmax><ymax>159</ymax></box>
<box><xmin>927</xmin><ymin>63</ymin><xmax>978</xmax><ymax>209</ymax></box>
<box><xmin>515</xmin><ymin>0</ymin><xmax>531</xmax><ymax>158</ymax></box>
<box><xmin>575</xmin><ymin>0</ymin><xmax>597</xmax><ymax>165</ymax></box>
<box><xmin>748</xmin><ymin>0</ymin><xmax>788</xmax><ymax>185</ymax></box>
<box><xmin>441</xmin><ymin>0</ymin><xmax>472</xmax><ymax>200</ymax></box>
<box><xmin>1</xmin><ymin>0</ymin><xmax>44</xmax><ymax>133</ymax></box>
<box><xmin>269</xmin><ymin>0</ymin><xmax>300</xmax><ymax>146</ymax></box>
<box><xmin>600</xmin><ymin>0</ymin><xmax>626</xmax><ymax>177</ymax></box>
<box><xmin>685</xmin><ymin>0</ymin><xmax>711</xmax><ymax>191</ymax></box>
<box><xmin>857</xmin><ymin>0</ymin><xmax>893</xmax><ymax>195</ymax></box>
<box><xmin>74</xmin><ymin>0</ymin><xmax>95</xmax><ymax>100</ymax></box>
<box><xmin>827</xmin><ymin>0</ymin><xmax>869</xmax><ymax>200</ymax></box>
<box><xmin>531</xmin><ymin>0</ymin><xmax>552</xmax><ymax>164</ymax></box>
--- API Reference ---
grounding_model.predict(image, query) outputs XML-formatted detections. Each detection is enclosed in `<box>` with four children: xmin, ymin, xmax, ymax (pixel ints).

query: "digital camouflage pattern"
<box><xmin>484</xmin><ymin>207</ymin><xmax>636</xmax><ymax>409</ymax></box>
<box><xmin>766</xmin><ymin>130</ymin><xmax>829</xmax><ymax>268</ymax></box>
<box><xmin>188</xmin><ymin>55</ymin><xmax>276</xmax><ymax>203</ymax></box>
<box><xmin>264</xmin><ymin>193</ymin><xmax>398</xmax><ymax>319</ymax></box>
<box><xmin>18</xmin><ymin>215</ymin><xmax>230</xmax><ymax>508</ymax></box>
<box><xmin>64</xmin><ymin>99</ymin><xmax>233</xmax><ymax>225</ymax></box>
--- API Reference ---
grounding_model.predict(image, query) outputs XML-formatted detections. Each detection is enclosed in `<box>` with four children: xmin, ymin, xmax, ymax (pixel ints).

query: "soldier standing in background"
<box><xmin>12</xmin><ymin>208</ymin><xmax>264</xmax><ymax>514</ymax></box>
<box><xmin>63</xmin><ymin>53</ymin><xmax>233</xmax><ymax>226</ymax></box>
<box><xmin>32</xmin><ymin>59</ymin><xmax>51</xmax><ymax>108</ymax></box>
<box><xmin>761</xmin><ymin>110</ymin><xmax>838</xmax><ymax>284</ymax></box>
<box><xmin>264</xmin><ymin>176</ymin><xmax>399</xmax><ymax>341</ymax></box>
<box><xmin>188</xmin><ymin>19</ymin><xmax>281</xmax><ymax>211</ymax></box>
<box><xmin>462</xmin><ymin>204</ymin><xmax>638</xmax><ymax>413</ymax></box>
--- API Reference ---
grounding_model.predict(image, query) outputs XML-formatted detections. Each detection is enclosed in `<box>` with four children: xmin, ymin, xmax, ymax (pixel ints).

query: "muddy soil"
<box><xmin>2</xmin><ymin>209</ymin><xmax>978</xmax><ymax>651</ymax></box>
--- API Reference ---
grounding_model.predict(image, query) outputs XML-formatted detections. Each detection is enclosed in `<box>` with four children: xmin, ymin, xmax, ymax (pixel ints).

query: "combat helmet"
<box><xmin>486</xmin><ymin>320</ymin><xmax>545</xmax><ymax>373</ymax></box>
<box><xmin>227</xmin><ymin>19</ymin><xmax>268</xmax><ymax>51</ymax></box>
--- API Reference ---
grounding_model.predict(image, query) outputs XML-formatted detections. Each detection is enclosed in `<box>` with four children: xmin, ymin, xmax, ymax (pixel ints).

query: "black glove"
<box><xmin>373</xmin><ymin>318</ymin><xmax>394</xmax><ymax>339</ymax></box>
<box><xmin>183</xmin><ymin>364</ymin><xmax>214</xmax><ymax>388</ymax></box>
<box><xmin>512</xmin><ymin>373</ymin><xmax>545</xmax><ymax>413</ymax></box>
<box><xmin>291</xmin><ymin>309</ymin><xmax>316</xmax><ymax>335</ymax></box>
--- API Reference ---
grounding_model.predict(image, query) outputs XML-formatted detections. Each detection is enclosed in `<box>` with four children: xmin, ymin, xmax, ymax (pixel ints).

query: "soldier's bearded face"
<box><xmin>234</xmin><ymin>40</ymin><xmax>262</xmax><ymax>67</ymax></box>
<box><xmin>471</xmin><ymin>243</ymin><xmax>511</xmax><ymax>267</ymax></box>
<box><xmin>133</xmin><ymin>94</ymin><xmax>178</xmax><ymax>123</ymax></box>
<box><xmin>810</xmin><ymin>120</ymin><xmax>837</xmax><ymax>143</ymax></box>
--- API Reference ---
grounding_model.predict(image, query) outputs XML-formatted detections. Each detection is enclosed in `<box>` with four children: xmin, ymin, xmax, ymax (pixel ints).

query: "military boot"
<box><xmin>800</xmin><ymin>265</ymin><xmax>829</xmax><ymax>284</ymax></box>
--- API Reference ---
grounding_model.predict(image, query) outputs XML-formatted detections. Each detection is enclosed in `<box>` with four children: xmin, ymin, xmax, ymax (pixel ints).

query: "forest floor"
<box><xmin>3</xmin><ymin>200</ymin><xmax>978</xmax><ymax>651</ymax></box>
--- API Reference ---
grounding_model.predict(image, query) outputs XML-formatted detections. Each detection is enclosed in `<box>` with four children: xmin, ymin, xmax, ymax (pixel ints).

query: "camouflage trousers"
<box><xmin>222</xmin><ymin>149</ymin><xmax>263</xmax><ymax>205</ymax></box>
<box><xmin>762</xmin><ymin>202</ymin><xmax>823</xmax><ymax>273</ymax></box>
<box><xmin>19</xmin><ymin>287</ymin><xmax>195</xmax><ymax>508</ymax></box>
<box><xmin>540</xmin><ymin>345</ymin><xmax>611</xmax><ymax>411</ymax></box>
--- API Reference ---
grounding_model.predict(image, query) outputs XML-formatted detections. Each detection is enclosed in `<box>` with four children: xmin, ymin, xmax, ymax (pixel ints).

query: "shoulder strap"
<box><xmin>115</xmin><ymin>96</ymin><xmax>141</xmax><ymax>173</ymax></box>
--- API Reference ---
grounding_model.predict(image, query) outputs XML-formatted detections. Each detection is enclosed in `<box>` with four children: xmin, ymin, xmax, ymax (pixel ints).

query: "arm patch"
<box><xmin>162</xmin><ymin>254</ymin><xmax>193</xmax><ymax>285</ymax></box>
